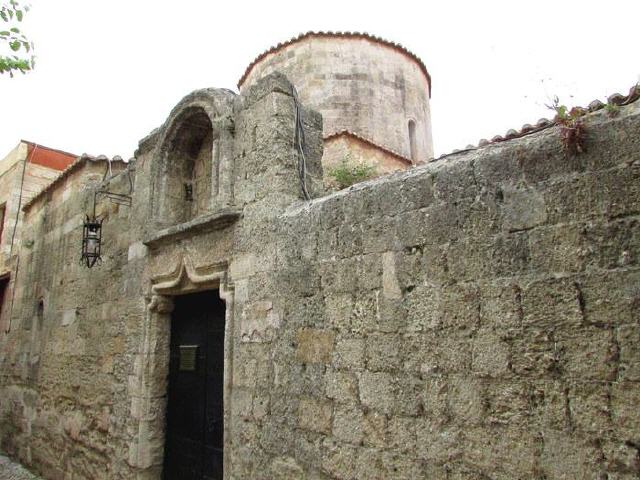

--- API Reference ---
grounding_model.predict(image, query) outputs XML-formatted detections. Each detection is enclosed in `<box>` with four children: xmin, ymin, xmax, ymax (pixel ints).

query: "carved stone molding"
<box><xmin>138</xmin><ymin>254</ymin><xmax>235</xmax><ymax>480</ymax></box>
<box><xmin>147</xmin><ymin>295</ymin><xmax>174</xmax><ymax>314</ymax></box>
<box><xmin>150</xmin><ymin>256</ymin><xmax>231</xmax><ymax>296</ymax></box>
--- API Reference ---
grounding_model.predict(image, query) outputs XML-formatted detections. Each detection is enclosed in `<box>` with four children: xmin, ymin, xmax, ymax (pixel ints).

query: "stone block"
<box><xmin>296</xmin><ymin>328</ymin><xmax>335</xmax><ymax>364</ymax></box>
<box><xmin>241</xmin><ymin>300</ymin><xmax>281</xmax><ymax>343</ymax></box>
<box><xmin>362</xmin><ymin>214</ymin><xmax>398</xmax><ymax>254</ymax></box>
<box><xmin>539</xmin><ymin>430</ymin><xmax>604</xmax><ymax>478</ymax></box>
<box><xmin>387</xmin><ymin>416</ymin><xmax>417</xmax><ymax>453</ymax></box>
<box><xmin>365</xmin><ymin>333</ymin><xmax>402</xmax><ymax>372</ymax></box>
<box><xmin>521</xmin><ymin>278</ymin><xmax>583</xmax><ymax>329</ymax></box>
<box><xmin>337</xmin><ymin>223</ymin><xmax>363</xmax><ymax>258</ymax></box>
<box><xmin>541</xmin><ymin>168</ymin><xmax>640</xmax><ymax>224</ymax></box>
<box><xmin>579</xmin><ymin>269</ymin><xmax>640</xmax><ymax>327</ymax></box>
<box><xmin>560</xmin><ymin>326</ymin><xmax>617</xmax><ymax>381</ymax></box>
<box><xmin>462</xmin><ymin>427</ymin><xmax>538</xmax><ymax>478</ymax></box>
<box><xmin>127</xmin><ymin>242</ymin><xmax>147</xmax><ymax>261</ymax></box>
<box><xmin>418</xmin><ymin>330</ymin><xmax>473</xmax><ymax>375</ymax></box>
<box><xmin>61</xmin><ymin>308</ymin><xmax>77</xmax><ymax>326</ymax></box>
<box><xmin>252</xmin><ymin>394</ymin><xmax>269</xmax><ymax>420</ymax></box>
<box><xmin>447</xmin><ymin>375</ymin><xmax>485</xmax><ymax>426</ymax></box>
<box><xmin>483</xmin><ymin>381</ymin><xmax>529</xmax><ymax>426</ymax></box>
<box><xmin>438</xmin><ymin>282</ymin><xmax>481</xmax><ymax>329</ymax></box>
<box><xmin>528</xmin><ymin>223</ymin><xmax>587</xmax><ymax>274</ymax></box>
<box><xmin>358</xmin><ymin>371</ymin><xmax>395</xmax><ymax>415</ymax></box>
<box><xmin>325</xmin><ymin>368</ymin><xmax>358</xmax><ymax>404</ymax></box>
<box><xmin>381</xmin><ymin>251</ymin><xmax>402</xmax><ymax>300</ymax></box>
<box><xmin>395</xmin><ymin>373</ymin><xmax>424</xmax><ymax>417</ymax></box>
<box><xmin>321</xmin><ymin>438</ymin><xmax>357</xmax><ymax>480</ymax></box>
<box><xmin>298</xmin><ymin>397</ymin><xmax>333</xmax><ymax>434</ymax></box>
<box><xmin>568</xmin><ymin>383</ymin><xmax>612</xmax><ymax>435</ymax></box>
<box><xmin>617</xmin><ymin>323</ymin><xmax>640</xmax><ymax>381</ymax></box>
<box><xmin>471</xmin><ymin>329</ymin><xmax>510</xmax><ymax>378</ymax></box>
<box><xmin>276</xmin><ymin>263</ymin><xmax>320</xmax><ymax>298</ymax></box>
<box><xmin>415</xmin><ymin>421</ymin><xmax>463</xmax><ymax>463</ymax></box>
<box><xmin>501</xmin><ymin>184</ymin><xmax>547</xmax><ymax>232</ymax></box>
<box><xmin>405</xmin><ymin>284</ymin><xmax>441</xmax><ymax>332</ymax></box>
<box><xmin>509</xmin><ymin>327</ymin><xmax>558</xmax><ymax>378</ymax></box>
<box><xmin>362</xmin><ymin>410</ymin><xmax>386</xmax><ymax>448</ymax></box>
<box><xmin>332</xmin><ymin>404</ymin><xmax>363</xmax><ymax>445</ymax></box>
<box><xmin>479</xmin><ymin>281</ymin><xmax>522</xmax><ymax>331</ymax></box>
<box><xmin>582</xmin><ymin>217</ymin><xmax>640</xmax><ymax>270</ymax></box>
<box><xmin>269</xmin><ymin>457</ymin><xmax>305</xmax><ymax>480</ymax></box>
<box><xmin>602</xmin><ymin>439</ymin><xmax>640</xmax><ymax>474</ymax></box>
<box><xmin>432</xmin><ymin>156</ymin><xmax>478</xmax><ymax>201</ymax></box>
<box><xmin>611</xmin><ymin>382</ymin><xmax>640</xmax><ymax>444</ymax></box>
<box><xmin>332</xmin><ymin>336</ymin><xmax>365</xmax><ymax>370</ymax></box>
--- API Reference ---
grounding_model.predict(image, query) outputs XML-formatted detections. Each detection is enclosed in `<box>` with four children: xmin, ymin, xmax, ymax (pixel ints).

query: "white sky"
<box><xmin>1</xmin><ymin>0</ymin><xmax>638</xmax><ymax>160</ymax></box>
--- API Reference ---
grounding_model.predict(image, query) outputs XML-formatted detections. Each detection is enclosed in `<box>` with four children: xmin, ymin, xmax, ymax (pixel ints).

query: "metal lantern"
<box><xmin>80</xmin><ymin>159</ymin><xmax>133</xmax><ymax>268</ymax></box>
<box><xmin>81</xmin><ymin>215</ymin><xmax>103</xmax><ymax>268</ymax></box>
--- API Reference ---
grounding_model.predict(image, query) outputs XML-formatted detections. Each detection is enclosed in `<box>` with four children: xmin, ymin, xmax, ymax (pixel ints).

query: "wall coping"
<box><xmin>143</xmin><ymin>208</ymin><xmax>242</xmax><ymax>248</ymax></box>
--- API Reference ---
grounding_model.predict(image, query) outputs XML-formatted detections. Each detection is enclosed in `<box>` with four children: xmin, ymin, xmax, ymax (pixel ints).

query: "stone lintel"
<box><xmin>143</xmin><ymin>208</ymin><xmax>242</xmax><ymax>248</ymax></box>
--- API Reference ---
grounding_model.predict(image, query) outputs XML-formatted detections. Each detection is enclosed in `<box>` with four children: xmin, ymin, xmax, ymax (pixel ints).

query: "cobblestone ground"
<box><xmin>0</xmin><ymin>456</ymin><xmax>42</xmax><ymax>480</ymax></box>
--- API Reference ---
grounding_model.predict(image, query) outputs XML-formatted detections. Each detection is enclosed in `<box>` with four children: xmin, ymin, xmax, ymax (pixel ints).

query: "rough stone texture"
<box><xmin>0</xmin><ymin>455</ymin><xmax>42</xmax><ymax>480</ymax></box>
<box><xmin>0</xmin><ymin>142</ymin><xmax>75</xmax><ymax>334</ymax></box>
<box><xmin>239</xmin><ymin>35</ymin><xmax>434</xmax><ymax>171</ymax></box>
<box><xmin>0</xmin><ymin>70</ymin><xmax>638</xmax><ymax>480</ymax></box>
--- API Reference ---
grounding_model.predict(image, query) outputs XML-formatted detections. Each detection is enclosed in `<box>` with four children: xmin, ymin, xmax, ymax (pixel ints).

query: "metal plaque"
<box><xmin>179</xmin><ymin>345</ymin><xmax>198</xmax><ymax>371</ymax></box>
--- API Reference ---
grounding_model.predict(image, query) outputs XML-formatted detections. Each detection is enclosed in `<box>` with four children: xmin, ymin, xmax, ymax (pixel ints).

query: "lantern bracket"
<box><xmin>80</xmin><ymin>160</ymin><xmax>133</xmax><ymax>268</ymax></box>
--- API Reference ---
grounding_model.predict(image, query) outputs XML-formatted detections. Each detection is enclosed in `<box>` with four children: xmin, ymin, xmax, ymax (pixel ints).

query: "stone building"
<box><xmin>0</xmin><ymin>32</ymin><xmax>639</xmax><ymax>480</ymax></box>
<box><xmin>0</xmin><ymin>141</ymin><xmax>77</xmax><ymax>332</ymax></box>
<box><xmin>239</xmin><ymin>32</ymin><xmax>434</xmax><ymax>179</ymax></box>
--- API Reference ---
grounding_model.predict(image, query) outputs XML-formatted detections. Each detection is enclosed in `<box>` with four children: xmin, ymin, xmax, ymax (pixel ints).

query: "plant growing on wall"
<box><xmin>0</xmin><ymin>1</ymin><xmax>34</xmax><ymax>76</ymax></box>
<box><xmin>547</xmin><ymin>96</ymin><xmax>586</xmax><ymax>156</ymax></box>
<box><xmin>328</xmin><ymin>156</ymin><xmax>376</xmax><ymax>189</ymax></box>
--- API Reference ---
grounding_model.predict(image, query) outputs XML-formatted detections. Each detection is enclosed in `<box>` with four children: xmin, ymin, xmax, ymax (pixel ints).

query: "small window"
<box><xmin>0</xmin><ymin>275</ymin><xmax>9</xmax><ymax>325</ymax></box>
<box><xmin>0</xmin><ymin>203</ymin><xmax>6</xmax><ymax>244</ymax></box>
<box><xmin>408</xmin><ymin>120</ymin><xmax>418</xmax><ymax>161</ymax></box>
<box><xmin>37</xmin><ymin>298</ymin><xmax>44</xmax><ymax>328</ymax></box>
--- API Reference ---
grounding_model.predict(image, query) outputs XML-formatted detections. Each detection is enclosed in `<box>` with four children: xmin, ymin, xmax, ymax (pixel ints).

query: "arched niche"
<box><xmin>151</xmin><ymin>89</ymin><xmax>235</xmax><ymax>227</ymax></box>
<box><xmin>164</xmin><ymin>108</ymin><xmax>216</xmax><ymax>224</ymax></box>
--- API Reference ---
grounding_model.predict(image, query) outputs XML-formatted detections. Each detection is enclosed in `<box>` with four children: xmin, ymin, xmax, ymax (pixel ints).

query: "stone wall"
<box><xmin>0</xmin><ymin>72</ymin><xmax>638</xmax><ymax>480</ymax></box>
<box><xmin>228</xmin><ymin>99</ymin><xmax>640</xmax><ymax>479</ymax></box>
<box><xmin>0</xmin><ymin>148</ymin><xmax>63</xmax><ymax>259</ymax></box>
<box><xmin>0</xmin><ymin>158</ymin><xmax>142</xmax><ymax>479</ymax></box>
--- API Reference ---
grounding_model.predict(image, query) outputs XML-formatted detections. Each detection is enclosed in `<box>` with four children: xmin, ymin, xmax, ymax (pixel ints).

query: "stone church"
<box><xmin>0</xmin><ymin>32</ymin><xmax>639</xmax><ymax>480</ymax></box>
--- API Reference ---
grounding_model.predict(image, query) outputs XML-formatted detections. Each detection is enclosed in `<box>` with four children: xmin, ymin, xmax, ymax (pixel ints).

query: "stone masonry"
<box><xmin>0</xmin><ymin>68</ymin><xmax>638</xmax><ymax>480</ymax></box>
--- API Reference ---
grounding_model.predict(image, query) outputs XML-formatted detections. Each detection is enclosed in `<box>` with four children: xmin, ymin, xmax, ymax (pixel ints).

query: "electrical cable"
<box><xmin>292</xmin><ymin>85</ymin><xmax>311</xmax><ymax>201</ymax></box>
<box><xmin>4</xmin><ymin>144</ymin><xmax>37</xmax><ymax>333</ymax></box>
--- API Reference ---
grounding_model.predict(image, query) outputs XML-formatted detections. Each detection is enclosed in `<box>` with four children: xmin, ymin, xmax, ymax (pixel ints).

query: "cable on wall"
<box><xmin>291</xmin><ymin>85</ymin><xmax>311</xmax><ymax>201</ymax></box>
<box><xmin>4</xmin><ymin>144</ymin><xmax>37</xmax><ymax>333</ymax></box>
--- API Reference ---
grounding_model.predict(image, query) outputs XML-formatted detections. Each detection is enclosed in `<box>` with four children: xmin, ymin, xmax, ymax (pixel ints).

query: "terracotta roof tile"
<box><xmin>238</xmin><ymin>31</ymin><xmax>432</xmax><ymax>97</ymax></box>
<box><xmin>435</xmin><ymin>84</ymin><xmax>640</xmax><ymax>160</ymax></box>
<box><xmin>23</xmin><ymin>154</ymin><xmax>126</xmax><ymax>211</ymax></box>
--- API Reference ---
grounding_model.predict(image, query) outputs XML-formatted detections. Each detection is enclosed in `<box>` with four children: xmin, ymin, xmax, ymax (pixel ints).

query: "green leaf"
<box><xmin>15</xmin><ymin>9</ymin><xmax>22</xmax><ymax>21</ymax></box>
<box><xmin>9</xmin><ymin>39</ymin><xmax>20</xmax><ymax>51</ymax></box>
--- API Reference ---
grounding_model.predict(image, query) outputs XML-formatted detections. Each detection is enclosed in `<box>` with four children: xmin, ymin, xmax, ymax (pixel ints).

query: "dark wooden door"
<box><xmin>163</xmin><ymin>290</ymin><xmax>225</xmax><ymax>480</ymax></box>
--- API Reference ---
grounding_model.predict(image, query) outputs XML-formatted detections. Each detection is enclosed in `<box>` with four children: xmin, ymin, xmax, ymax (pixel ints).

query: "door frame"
<box><xmin>128</xmin><ymin>257</ymin><xmax>235</xmax><ymax>480</ymax></box>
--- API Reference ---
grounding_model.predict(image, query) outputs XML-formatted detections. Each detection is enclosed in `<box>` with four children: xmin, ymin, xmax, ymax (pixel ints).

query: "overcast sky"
<box><xmin>1</xmin><ymin>0</ymin><xmax>638</xmax><ymax>160</ymax></box>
